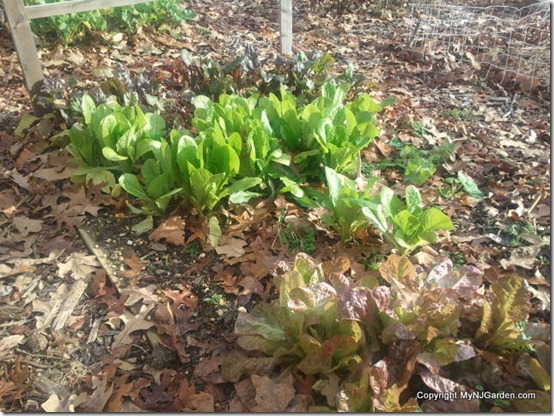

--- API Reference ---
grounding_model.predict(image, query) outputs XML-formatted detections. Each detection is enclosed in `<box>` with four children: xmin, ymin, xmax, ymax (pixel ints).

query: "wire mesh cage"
<box><xmin>405</xmin><ymin>1</ymin><xmax>550</xmax><ymax>92</ymax></box>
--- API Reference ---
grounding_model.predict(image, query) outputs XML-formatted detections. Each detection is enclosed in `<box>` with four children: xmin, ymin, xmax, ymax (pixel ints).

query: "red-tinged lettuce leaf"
<box><xmin>419</xmin><ymin>371</ymin><xmax>469</xmax><ymax>394</ymax></box>
<box><xmin>370</xmin><ymin>359</ymin><xmax>418</xmax><ymax>412</ymax></box>
<box><xmin>416</xmin><ymin>351</ymin><xmax>442</xmax><ymax>375</ymax></box>
<box><xmin>318</xmin><ymin>333</ymin><xmax>360</xmax><ymax>365</ymax></box>
<box><xmin>426</xmin><ymin>257</ymin><xmax>483</xmax><ymax>295</ymax></box>
<box><xmin>338</xmin><ymin>286</ymin><xmax>391</xmax><ymax>350</ymax></box>
<box><xmin>453</xmin><ymin>342</ymin><xmax>477</xmax><ymax>363</ymax></box>
<box><xmin>327</xmin><ymin>271</ymin><xmax>353</xmax><ymax>294</ymax></box>
<box><xmin>476</xmin><ymin>296</ymin><xmax>493</xmax><ymax>340</ymax></box>
<box><xmin>476</xmin><ymin>275</ymin><xmax>532</xmax><ymax>352</ymax></box>
<box><xmin>298</xmin><ymin>333</ymin><xmax>321</xmax><ymax>357</ymax></box>
<box><xmin>379</xmin><ymin>255</ymin><xmax>420</xmax><ymax>308</ymax></box>
<box><xmin>338</xmin><ymin>286</ymin><xmax>391</xmax><ymax>321</ymax></box>
<box><xmin>366</xmin><ymin>344</ymin><xmax>421</xmax><ymax>411</ymax></box>
<box><xmin>369</xmin><ymin>360</ymin><xmax>390</xmax><ymax>401</ymax></box>
<box><xmin>371</xmin><ymin>286</ymin><xmax>392</xmax><ymax>311</ymax></box>
<box><xmin>415</xmin><ymin>324</ymin><xmax>442</xmax><ymax>344</ymax></box>
<box><xmin>297</xmin><ymin>333</ymin><xmax>361</xmax><ymax>374</ymax></box>
<box><xmin>428</xmin><ymin>338</ymin><xmax>476</xmax><ymax>366</ymax></box>
<box><xmin>293</xmin><ymin>252</ymin><xmax>322</xmax><ymax>283</ymax></box>
<box><xmin>449</xmin><ymin>265</ymin><xmax>483</xmax><ymax>296</ymax></box>
<box><xmin>339</xmin><ymin>364</ymin><xmax>374</xmax><ymax>412</ymax></box>
<box><xmin>490</xmin><ymin>274</ymin><xmax>530</xmax><ymax>325</ymax></box>
<box><xmin>288</xmin><ymin>282</ymin><xmax>337</xmax><ymax>313</ymax></box>
<box><xmin>385</xmin><ymin>340</ymin><xmax>422</xmax><ymax>388</ymax></box>
<box><xmin>375</xmin><ymin>388</ymin><xmax>420</xmax><ymax>413</ymax></box>
<box><xmin>321</xmin><ymin>257</ymin><xmax>353</xmax><ymax>294</ymax></box>
<box><xmin>275</xmin><ymin>270</ymin><xmax>305</xmax><ymax>306</ymax></box>
<box><xmin>297</xmin><ymin>321</ymin><xmax>363</xmax><ymax>375</ymax></box>
<box><xmin>381</xmin><ymin>292</ymin><xmax>459</xmax><ymax>345</ymax></box>
<box><xmin>420</xmin><ymin>291</ymin><xmax>461</xmax><ymax>336</ymax></box>
<box><xmin>235</xmin><ymin>304</ymin><xmax>296</xmax><ymax>355</ymax></box>
<box><xmin>419</xmin><ymin>398</ymin><xmax>480</xmax><ymax>413</ymax></box>
<box><xmin>275</xmin><ymin>253</ymin><xmax>325</xmax><ymax>307</ymax></box>
<box><xmin>379</xmin><ymin>254</ymin><xmax>418</xmax><ymax>288</ymax></box>
<box><xmin>288</xmin><ymin>283</ymin><xmax>339</xmax><ymax>332</ymax></box>
<box><xmin>380</xmin><ymin>321</ymin><xmax>416</xmax><ymax>345</ymax></box>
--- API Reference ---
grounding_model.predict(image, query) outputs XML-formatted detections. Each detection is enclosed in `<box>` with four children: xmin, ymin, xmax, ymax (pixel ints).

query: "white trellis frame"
<box><xmin>3</xmin><ymin>0</ymin><xmax>295</xmax><ymax>97</ymax></box>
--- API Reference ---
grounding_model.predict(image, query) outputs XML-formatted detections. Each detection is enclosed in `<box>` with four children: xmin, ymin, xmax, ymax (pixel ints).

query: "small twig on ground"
<box><xmin>77</xmin><ymin>225</ymin><xmax>121</xmax><ymax>294</ymax></box>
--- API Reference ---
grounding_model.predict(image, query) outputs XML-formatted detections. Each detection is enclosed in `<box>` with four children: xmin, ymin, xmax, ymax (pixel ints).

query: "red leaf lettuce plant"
<box><xmin>231</xmin><ymin>253</ymin><xmax>541</xmax><ymax>411</ymax></box>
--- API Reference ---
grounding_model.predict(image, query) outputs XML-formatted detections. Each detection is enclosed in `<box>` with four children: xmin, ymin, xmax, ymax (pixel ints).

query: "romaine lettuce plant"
<box><xmin>306</xmin><ymin>167</ymin><xmax>377</xmax><ymax>241</ymax></box>
<box><xmin>190</xmin><ymin>94</ymin><xmax>292</xmax><ymax>190</ymax></box>
<box><xmin>172</xmin><ymin>125</ymin><xmax>261</xmax><ymax>215</ymax></box>
<box><xmin>67</xmin><ymin>94</ymin><xmax>165</xmax><ymax>191</ymax></box>
<box><xmin>67</xmin><ymin>95</ymin><xmax>116</xmax><ymax>170</ymax></box>
<box><xmin>118</xmin><ymin>140</ymin><xmax>182</xmax><ymax>216</ymax></box>
<box><xmin>258</xmin><ymin>83</ymin><xmax>392</xmax><ymax>179</ymax></box>
<box><xmin>361</xmin><ymin>185</ymin><xmax>454</xmax><ymax>254</ymax></box>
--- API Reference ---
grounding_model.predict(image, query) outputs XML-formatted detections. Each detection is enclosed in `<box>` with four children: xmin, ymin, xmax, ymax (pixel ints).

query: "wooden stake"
<box><xmin>3</xmin><ymin>0</ymin><xmax>43</xmax><ymax>95</ymax></box>
<box><xmin>280</xmin><ymin>0</ymin><xmax>293</xmax><ymax>55</ymax></box>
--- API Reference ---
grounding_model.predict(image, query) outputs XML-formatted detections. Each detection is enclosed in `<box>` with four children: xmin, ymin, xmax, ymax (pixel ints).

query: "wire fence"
<box><xmin>405</xmin><ymin>1</ymin><xmax>550</xmax><ymax>92</ymax></box>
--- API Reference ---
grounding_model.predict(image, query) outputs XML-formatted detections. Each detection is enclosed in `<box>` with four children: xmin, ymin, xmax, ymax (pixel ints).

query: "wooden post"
<box><xmin>280</xmin><ymin>0</ymin><xmax>292</xmax><ymax>55</ymax></box>
<box><xmin>3</xmin><ymin>0</ymin><xmax>44</xmax><ymax>95</ymax></box>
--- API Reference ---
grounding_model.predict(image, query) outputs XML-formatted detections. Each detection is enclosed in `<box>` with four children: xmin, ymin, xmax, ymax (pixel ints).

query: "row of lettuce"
<box><xmin>231</xmin><ymin>253</ymin><xmax>542</xmax><ymax>411</ymax></box>
<box><xmin>67</xmin><ymin>82</ymin><xmax>453</xmax><ymax>254</ymax></box>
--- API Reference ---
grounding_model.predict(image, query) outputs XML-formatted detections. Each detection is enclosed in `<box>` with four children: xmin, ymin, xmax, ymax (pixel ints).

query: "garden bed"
<box><xmin>0</xmin><ymin>0</ymin><xmax>550</xmax><ymax>412</ymax></box>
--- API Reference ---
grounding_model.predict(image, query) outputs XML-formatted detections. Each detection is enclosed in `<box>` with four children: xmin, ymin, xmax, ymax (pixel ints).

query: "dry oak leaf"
<box><xmin>214</xmin><ymin>237</ymin><xmax>247</xmax><ymax>258</ymax></box>
<box><xmin>104</xmin><ymin>374</ymin><xmax>136</xmax><ymax>412</ymax></box>
<box><xmin>57</xmin><ymin>252</ymin><xmax>99</xmax><ymax>280</ymax></box>
<box><xmin>112</xmin><ymin>304</ymin><xmax>155</xmax><ymax>348</ymax></box>
<box><xmin>41</xmin><ymin>393</ymin><xmax>76</xmax><ymax>412</ymax></box>
<box><xmin>237</xmin><ymin>276</ymin><xmax>264</xmax><ymax>296</ymax></box>
<box><xmin>0</xmin><ymin>189</ymin><xmax>17</xmax><ymax>211</ymax></box>
<box><xmin>76</xmin><ymin>376</ymin><xmax>114</xmax><ymax>412</ymax></box>
<box><xmin>500</xmin><ymin>244</ymin><xmax>542</xmax><ymax>270</ymax></box>
<box><xmin>1</xmin><ymin>250</ymin><xmax>62</xmax><ymax>278</ymax></box>
<box><xmin>149</xmin><ymin>215</ymin><xmax>186</xmax><ymax>246</ymax></box>
<box><xmin>32</xmin><ymin>166</ymin><xmax>74</xmax><ymax>181</ymax></box>
<box><xmin>12</xmin><ymin>216</ymin><xmax>43</xmax><ymax>237</ymax></box>
<box><xmin>175</xmin><ymin>379</ymin><xmax>215</xmax><ymax>412</ymax></box>
<box><xmin>251</xmin><ymin>373</ymin><xmax>296</xmax><ymax>412</ymax></box>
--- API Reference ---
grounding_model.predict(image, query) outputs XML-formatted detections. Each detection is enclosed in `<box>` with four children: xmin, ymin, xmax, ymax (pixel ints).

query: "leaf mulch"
<box><xmin>0</xmin><ymin>0</ymin><xmax>550</xmax><ymax>411</ymax></box>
